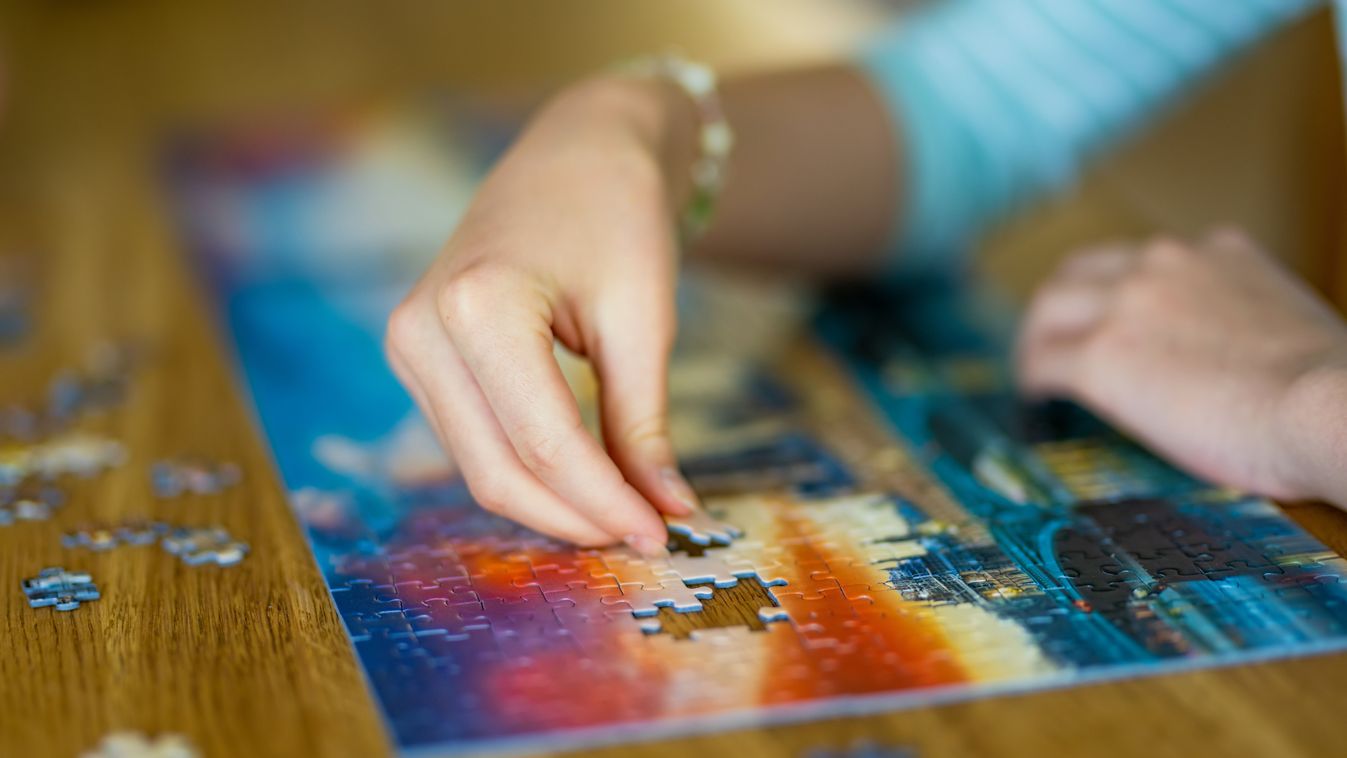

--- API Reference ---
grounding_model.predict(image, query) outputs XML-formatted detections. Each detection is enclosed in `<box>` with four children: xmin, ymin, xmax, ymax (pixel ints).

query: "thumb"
<box><xmin>593</xmin><ymin>297</ymin><xmax>699</xmax><ymax>518</ymax></box>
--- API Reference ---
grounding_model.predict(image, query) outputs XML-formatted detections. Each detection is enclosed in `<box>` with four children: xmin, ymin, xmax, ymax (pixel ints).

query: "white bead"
<box><xmin>676</xmin><ymin>62</ymin><xmax>716</xmax><ymax>99</ymax></box>
<box><xmin>702</xmin><ymin>121</ymin><xmax>734</xmax><ymax>157</ymax></box>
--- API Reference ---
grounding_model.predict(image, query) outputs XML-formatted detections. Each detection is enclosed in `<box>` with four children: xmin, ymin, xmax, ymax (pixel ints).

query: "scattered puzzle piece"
<box><xmin>64</xmin><ymin>521</ymin><xmax>171</xmax><ymax>550</ymax></box>
<box><xmin>0</xmin><ymin>484</ymin><xmax>66</xmax><ymax>525</ymax></box>
<box><xmin>0</xmin><ymin>433</ymin><xmax>127</xmax><ymax>486</ymax></box>
<box><xmin>82</xmin><ymin>731</ymin><xmax>198</xmax><ymax>758</ymax></box>
<box><xmin>162</xmin><ymin>527</ymin><xmax>249</xmax><ymax>566</ymax></box>
<box><xmin>23</xmin><ymin>567</ymin><xmax>101</xmax><ymax>611</ymax></box>
<box><xmin>152</xmin><ymin>459</ymin><xmax>241</xmax><ymax>498</ymax></box>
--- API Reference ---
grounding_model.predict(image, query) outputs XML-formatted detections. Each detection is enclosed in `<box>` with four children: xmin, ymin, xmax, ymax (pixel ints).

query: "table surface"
<box><xmin>3</xmin><ymin>3</ymin><xmax>1347</xmax><ymax>757</ymax></box>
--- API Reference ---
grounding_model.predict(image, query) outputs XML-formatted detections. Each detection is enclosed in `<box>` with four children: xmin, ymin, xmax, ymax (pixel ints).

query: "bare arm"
<box><xmin>695</xmin><ymin>65</ymin><xmax>900</xmax><ymax>273</ymax></box>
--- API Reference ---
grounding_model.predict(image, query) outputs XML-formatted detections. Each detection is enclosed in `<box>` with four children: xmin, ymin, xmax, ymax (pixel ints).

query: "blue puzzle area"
<box><xmin>817</xmin><ymin>276</ymin><xmax>1347</xmax><ymax>665</ymax></box>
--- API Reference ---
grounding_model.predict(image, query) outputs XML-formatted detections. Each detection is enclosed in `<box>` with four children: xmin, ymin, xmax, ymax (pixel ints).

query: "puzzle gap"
<box><xmin>652</xmin><ymin>577</ymin><xmax>776</xmax><ymax>640</ymax></box>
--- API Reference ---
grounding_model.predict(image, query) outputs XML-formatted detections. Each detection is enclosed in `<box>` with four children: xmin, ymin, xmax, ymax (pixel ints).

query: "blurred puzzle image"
<box><xmin>169</xmin><ymin>106</ymin><xmax>1347</xmax><ymax>755</ymax></box>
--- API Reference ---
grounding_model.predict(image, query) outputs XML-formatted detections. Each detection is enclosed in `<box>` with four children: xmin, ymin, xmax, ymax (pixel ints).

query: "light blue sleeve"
<box><xmin>858</xmin><ymin>0</ymin><xmax>1323</xmax><ymax>269</ymax></box>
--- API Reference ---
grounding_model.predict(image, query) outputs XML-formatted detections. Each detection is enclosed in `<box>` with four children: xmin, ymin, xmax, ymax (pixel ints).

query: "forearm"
<box><xmin>696</xmin><ymin>65</ymin><xmax>900</xmax><ymax>274</ymax></box>
<box><xmin>541</xmin><ymin>64</ymin><xmax>901</xmax><ymax>276</ymax></box>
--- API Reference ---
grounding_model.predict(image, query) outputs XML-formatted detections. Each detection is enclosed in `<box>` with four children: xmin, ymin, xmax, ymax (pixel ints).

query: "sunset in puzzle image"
<box><xmin>167</xmin><ymin>106</ymin><xmax>1347</xmax><ymax>755</ymax></box>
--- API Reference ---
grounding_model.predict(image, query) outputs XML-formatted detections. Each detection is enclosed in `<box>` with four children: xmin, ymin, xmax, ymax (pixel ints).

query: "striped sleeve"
<box><xmin>858</xmin><ymin>0</ymin><xmax>1322</xmax><ymax>269</ymax></box>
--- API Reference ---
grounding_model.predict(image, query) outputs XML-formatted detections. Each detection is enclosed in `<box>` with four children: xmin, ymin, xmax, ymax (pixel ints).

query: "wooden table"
<box><xmin>3</xmin><ymin>3</ymin><xmax>1346</xmax><ymax>757</ymax></box>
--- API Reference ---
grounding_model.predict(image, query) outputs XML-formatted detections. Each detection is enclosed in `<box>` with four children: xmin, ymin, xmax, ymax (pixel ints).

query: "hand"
<box><xmin>384</xmin><ymin>78</ymin><xmax>702</xmax><ymax>555</ymax></box>
<box><xmin>1016</xmin><ymin>229</ymin><xmax>1347</xmax><ymax>504</ymax></box>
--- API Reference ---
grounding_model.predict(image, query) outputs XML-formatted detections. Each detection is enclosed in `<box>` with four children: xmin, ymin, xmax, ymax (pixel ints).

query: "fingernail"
<box><xmin>624</xmin><ymin>533</ymin><xmax>670</xmax><ymax>560</ymax></box>
<box><xmin>660</xmin><ymin>467</ymin><xmax>699</xmax><ymax>515</ymax></box>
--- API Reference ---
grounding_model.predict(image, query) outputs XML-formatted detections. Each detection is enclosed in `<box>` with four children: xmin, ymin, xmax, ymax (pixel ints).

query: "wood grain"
<box><xmin>0</xmin><ymin>179</ymin><xmax>392</xmax><ymax>757</ymax></box>
<box><xmin>3</xmin><ymin>3</ymin><xmax>1347</xmax><ymax>757</ymax></box>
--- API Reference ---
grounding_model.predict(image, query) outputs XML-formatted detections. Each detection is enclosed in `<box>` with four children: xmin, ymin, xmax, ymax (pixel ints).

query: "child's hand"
<box><xmin>1017</xmin><ymin>230</ymin><xmax>1347</xmax><ymax>505</ymax></box>
<box><xmin>384</xmin><ymin>78</ymin><xmax>701</xmax><ymax>555</ymax></box>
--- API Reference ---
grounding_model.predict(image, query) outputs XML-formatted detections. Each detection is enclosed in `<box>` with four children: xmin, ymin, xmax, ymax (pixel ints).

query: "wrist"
<box><xmin>1276</xmin><ymin>349</ymin><xmax>1347</xmax><ymax>505</ymax></box>
<box><xmin>539</xmin><ymin>76</ymin><xmax>701</xmax><ymax>215</ymax></box>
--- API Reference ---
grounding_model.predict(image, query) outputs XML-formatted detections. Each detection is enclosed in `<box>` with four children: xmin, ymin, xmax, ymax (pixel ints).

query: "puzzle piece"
<box><xmin>63</xmin><ymin>526</ymin><xmax>119</xmax><ymax>551</ymax></box>
<box><xmin>667</xmin><ymin>552</ymin><xmax>759</xmax><ymax>588</ymax></box>
<box><xmin>152</xmin><ymin>458</ymin><xmax>241</xmax><ymax>498</ymax></box>
<box><xmin>63</xmin><ymin>521</ymin><xmax>170</xmax><ymax>551</ymax></box>
<box><xmin>30</xmin><ymin>433</ymin><xmax>128</xmax><ymax>480</ymax></box>
<box><xmin>23</xmin><ymin>567</ymin><xmax>101</xmax><ymax>611</ymax></box>
<box><xmin>162</xmin><ymin>526</ymin><xmax>249</xmax><ymax>566</ymax></box>
<box><xmin>602</xmin><ymin>580</ymin><xmax>715</xmax><ymax>616</ymax></box>
<box><xmin>0</xmin><ymin>484</ymin><xmax>65</xmax><ymax>524</ymax></box>
<box><xmin>664</xmin><ymin>508</ymin><xmax>742</xmax><ymax>547</ymax></box>
<box><xmin>81</xmin><ymin>731</ymin><xmax>198</xmax><ymax>758</ymax></box>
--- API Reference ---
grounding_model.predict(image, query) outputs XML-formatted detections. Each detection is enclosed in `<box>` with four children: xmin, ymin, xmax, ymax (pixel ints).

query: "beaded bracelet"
<box><xmin>615</xmin><ymin>54</ymin><xmax>734</xmax><ymax>243</ymax></box>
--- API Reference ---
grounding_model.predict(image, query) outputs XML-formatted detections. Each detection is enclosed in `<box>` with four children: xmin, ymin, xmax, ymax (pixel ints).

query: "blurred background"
<box><xmin>0</xmin><ymin>0</ymin><xmax>1344</xmax><ymax>301</ymax></box>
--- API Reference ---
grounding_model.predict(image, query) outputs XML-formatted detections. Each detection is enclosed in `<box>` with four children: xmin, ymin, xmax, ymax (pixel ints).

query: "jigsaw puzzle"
<box><xmin>167</xmin><ymin>106</ymin><xmax>1347</xmax><ymax>755</ymax></box>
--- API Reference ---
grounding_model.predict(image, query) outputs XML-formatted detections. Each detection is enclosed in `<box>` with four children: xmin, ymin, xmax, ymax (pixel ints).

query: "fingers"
<box><xmin>591</xmin><ymin>291</ymin><xmax>699</xmax><ymax>518</ymax></box>
<box><xmin>438</xmin><ymin>271</ymin><xmax>670</xmax><ymax>553</ymax></box>
<box><xmin>1054</xmin><ymin>242</ymin><xmax>1136</xmax><ymax>282</ymax></box>
<box><xmin>388</xmin><ymin>308</ymin><xmax>615</xmax><ymax>547</ymax></box>
<box><xmin>1016</xmin><ymin>244</ymin><xmax>1136</xmax><ymax>398</ymax></box>
<box><xmin>1202</xmin><ymin>226</ymin><xmax>1254</xmax><ymax>254</ymax></box>
<box><xmin>1019</xmin><ymin>278</ymin><xmax>1114</xmax><ymax>340</ymax></box>
<box><xmin>1019</xmin><ymin>245</ymin><xmax>1134</xmax><ymax>345</ymax></box>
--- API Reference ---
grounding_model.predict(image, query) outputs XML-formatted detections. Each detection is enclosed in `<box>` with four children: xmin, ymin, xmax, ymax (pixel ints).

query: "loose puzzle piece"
<box><xmin>81</xmin><ymin>731</ymin><xmax>198</xmax><ymax>758</ymax></box>
<box><xmin>0</xmin><ymin>483</ymin><xmax>66</xmax><ymax>525</ymax></box>
<box><xmin>152</xmin><ymin>459</ymin><xmax>241</xmax><ymax>498</ymax></box>
<box><xmin>40</xmin><ymin>342</ymin><xmax>142</xmax><ymax>432</ymax></box>
<box><xmin>64</xmin><ymin>521</ymin><xmax>171</xmax><ymax>550</ymax></box>
<box><xmin>23</xmin><ymin>567</ymin><xmax>101</xmax><ymax>611</ymax></box>
<box><xmin>162</xmin><ymin>527</ymin><xmax>250</xmax><ymax>566</ymax></box>
<box><xmin>0</xmin><ymin>433</ymin><xmax>127</xmax><ymax>487</ymax></box>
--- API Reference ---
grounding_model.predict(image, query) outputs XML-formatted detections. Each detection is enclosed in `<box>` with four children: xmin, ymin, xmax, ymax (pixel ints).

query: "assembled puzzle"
<box><xmin>168</xmin><ymin>107</ymin><xmax>1347</xmax><ymax>755</ymax></box>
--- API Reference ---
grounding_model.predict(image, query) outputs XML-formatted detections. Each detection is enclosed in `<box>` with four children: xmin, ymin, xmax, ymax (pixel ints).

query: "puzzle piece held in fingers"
<box><xmin>665</xmin><ymin>508</ymin><xmax>742</xmax><ymax>547</ymax></box>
